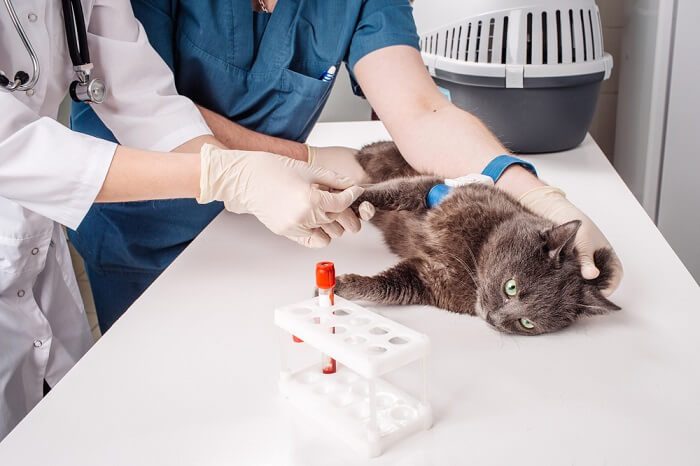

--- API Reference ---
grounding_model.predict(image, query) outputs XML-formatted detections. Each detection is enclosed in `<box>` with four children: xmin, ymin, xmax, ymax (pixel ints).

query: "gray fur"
<box><xmin>336</xmin><ymin>141</ymin><xmax>620</xmax><ymax>336</ymax></box>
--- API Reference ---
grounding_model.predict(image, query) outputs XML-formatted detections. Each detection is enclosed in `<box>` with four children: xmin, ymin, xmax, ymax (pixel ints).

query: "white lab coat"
<box><xmin>0</xmin><ymin>0</ymin><xmax>211</xmax><ymax>440</ymax></box>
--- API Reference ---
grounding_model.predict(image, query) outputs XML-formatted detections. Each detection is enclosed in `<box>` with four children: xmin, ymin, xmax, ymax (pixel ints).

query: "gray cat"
<box><xmin>335</xmin><ymin>141</ymin><xmax>620</xmax><ymax>336</ymax></box>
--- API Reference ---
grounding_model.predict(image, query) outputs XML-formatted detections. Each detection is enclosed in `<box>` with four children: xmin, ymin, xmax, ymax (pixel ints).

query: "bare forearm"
<box><xmin>95</xmin><ymin>135</ymin><xmax>225</xmax><ymax>202</ymax></box>
<box><xmin>355</xmin><ymin>45</ymin><xmax>544</xmax><ymax>197</ymax></box>
<box><xmin>197</xmin><ymin>104</ymin><xmax>308</xmax><ymax>161</ymax></box>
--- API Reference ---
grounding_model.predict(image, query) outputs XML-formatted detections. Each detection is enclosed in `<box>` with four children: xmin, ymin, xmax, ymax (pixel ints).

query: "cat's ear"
<box><xmin>579</xmin><ymin>285</ymin><xmax>621</xmax><ymax>316</ymax></box>
<box><xmin>543</xmin><ymin>220</ymin><xmax>581</xmax><ymax>264</ymax></box>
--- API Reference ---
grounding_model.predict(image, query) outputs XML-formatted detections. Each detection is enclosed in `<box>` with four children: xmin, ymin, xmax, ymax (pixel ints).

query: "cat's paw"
<box><xmin>335</xmin><ymin>273</ymin><xmax>367</xmax><ymax>300</ymax></box>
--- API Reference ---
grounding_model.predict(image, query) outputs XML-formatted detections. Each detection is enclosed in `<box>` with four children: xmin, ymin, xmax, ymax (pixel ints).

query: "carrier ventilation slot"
<box><xmin>456</xmin><ymin>26</ymin><xmax>462</xmax><ymax>60</ymax></box>
<box><xmin>475</xmin><ymin>21</ymin><xmax>482</xmax><ymax>62</ymax></box>
<box><xmin>444</xmin><ymin>29</ymin><xmax>449</xmax><ymax>57</ymax></box>
<box><xmin>542</xmin><ymin>12</ymin><xmax>548</xmax><ymax>64</ymax></box>
<box><xmin>589</xmin><ymin>9</ymin><xmax>597</xmax><ymax>58</ymax></box>
<box><xmin>487</xmin><ymin>18</ymin><xmax>495</xmax><ymax>63</ymax></box>
<box><xmin>556</xmin><ymin>10</ymin><xmax>563</xmax><ymax>63</ymax></box>
<box><xmin>580</xmin><ymin>9</ymin><xmax>588</xmax><ymax>60</ymax></box>
<box><xmin>569</xmin><ymin>9</ymin><xmax>577</xmax><ymax>62</ymax></box>
<box><xmin>465</xmin><ymin>23</ymin><xmax>472</xmax><ymax>61</ymax></box>
<box><xmin>501</xmin><ymin>16</ymin><xmax>509</xmax><ymax>64</ymax></box>
<box><xmin>526</xmin><ymin>13</ymin><xmax>533</xmax><ymax>64</ymax></box>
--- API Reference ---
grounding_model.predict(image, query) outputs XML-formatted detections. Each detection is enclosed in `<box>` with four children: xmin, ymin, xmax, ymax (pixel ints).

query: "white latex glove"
<box><xmin>307</xmin><ymin>145</ymin><xmax>369</xmax><ymax>237</ymax></box>
<box><xmin>519</xmin><ymin>186</ymin><xmax>623</xmax><ymax>296</ymax></box>
<box><xmin>307</xmin><ymin>145</ymin><xmax>369</xmax><ymax>184</ymax></box>
<box><xmin>198</xmin><ymin>144</ymin><xmax>364</xmax><ymax>248</ymax></box>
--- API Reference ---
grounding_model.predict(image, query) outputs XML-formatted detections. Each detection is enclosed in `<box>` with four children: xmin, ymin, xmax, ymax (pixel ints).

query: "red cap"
<box><xmin>316</xmin><ymin>261</ymin><xmax>335</xmax><ymax>289</ymax></box>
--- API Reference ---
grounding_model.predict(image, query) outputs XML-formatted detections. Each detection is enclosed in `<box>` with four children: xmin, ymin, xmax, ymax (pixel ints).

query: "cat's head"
<box><xmin>474</xmin><ymin>219</ymin><xmax>620</xmax><ymax>335</ymax></box>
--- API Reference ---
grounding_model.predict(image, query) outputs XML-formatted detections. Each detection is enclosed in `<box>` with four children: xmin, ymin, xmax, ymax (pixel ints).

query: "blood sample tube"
<box><xmin>316</xmin><ymin>261</ymin><xmax>337</xmax><ymax>374</ymax></box>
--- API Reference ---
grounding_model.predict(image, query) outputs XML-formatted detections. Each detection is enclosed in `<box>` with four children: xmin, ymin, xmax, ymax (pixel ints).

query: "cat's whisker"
<box><xmin>446</xmin><ymin>252</ymin><xmax>479</xmax><ymax>289</ymax></box>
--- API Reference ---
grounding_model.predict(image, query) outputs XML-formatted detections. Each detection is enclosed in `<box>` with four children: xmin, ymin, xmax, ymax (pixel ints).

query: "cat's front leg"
<box><xmin>352</xmin><ymin>176</ymin><xmax>442</xmax><ymax>218</ymax></box>
<box><xmin>336</xmin><ymin>259</ymin><xmax>434</xmax><ymax>306</ymax></box>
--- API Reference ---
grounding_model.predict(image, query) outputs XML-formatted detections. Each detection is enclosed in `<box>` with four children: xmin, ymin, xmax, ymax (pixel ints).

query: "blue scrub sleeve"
<box><xmin>345</xmin><ymin>0</ymin><xmax>420</xmax><ymax>72</ymax></box>
<box><xmin>131</xmin><ymin>0</ymin><xmax>177</xmax><ymax>71</ymax></box>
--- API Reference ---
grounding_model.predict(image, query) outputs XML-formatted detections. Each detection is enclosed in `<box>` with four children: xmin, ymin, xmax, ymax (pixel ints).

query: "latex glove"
<box><xmin>198</xmin><ymin>144</ymin><xmax>364</xmax><ymax>248</ymax></box>
<box><xmin>519</xmin><ymin>186</ymin><xmax>623</xmax><ymax>296</ymax></box>
<box><xmin>307</xmin><ymin>145</ymin><xmax>369</xmax><ymax>185</ymax></box>
<box><xmin>307</xmin><ymin>145</ymin><xmax>368</xmax><ymax>237</ymax></box>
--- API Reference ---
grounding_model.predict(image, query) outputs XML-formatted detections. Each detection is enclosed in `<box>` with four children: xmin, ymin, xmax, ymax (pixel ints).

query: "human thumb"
<box><xmin>579</xmin><ymin>254</ymin><xmax>601</xmax><ymax>280</ymax></box>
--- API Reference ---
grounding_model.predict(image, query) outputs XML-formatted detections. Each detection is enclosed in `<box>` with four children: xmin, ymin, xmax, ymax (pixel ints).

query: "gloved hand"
<box><xmin>307</xmin><ymin>145</ymin><xmax>369</xmax><ymax>238</ymax></box>
<box><xmin>198</xmin><ymin>144</ymin><xmax>364</xmax><ymax>248</ymax></box>
<box><xmin>307</xmin><ymin>145</ymin><xmax>369</xmax><ymax>184</ymax></box>
<box><xmin>518</xmin><ymin>186</ymin><xmax>623</xmax><ymax>296</ymax></box>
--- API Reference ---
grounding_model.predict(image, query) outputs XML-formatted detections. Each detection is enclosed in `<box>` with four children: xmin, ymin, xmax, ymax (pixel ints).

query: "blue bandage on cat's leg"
<box><xmin>426</xmin><ymin>184</ymin><xmax>453</xmax><ymax>208</ymax></box>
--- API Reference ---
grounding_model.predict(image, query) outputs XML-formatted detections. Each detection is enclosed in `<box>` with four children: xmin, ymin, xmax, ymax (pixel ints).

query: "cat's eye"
<box><xmin>504</xmin><ymin>279</ymin><xmax>517</xmax><ymax>297</ymax></box>
<box><xmin>519</xmin><ymin>318</ymin><xmax>535</xmax><ymax>329</ymax></box>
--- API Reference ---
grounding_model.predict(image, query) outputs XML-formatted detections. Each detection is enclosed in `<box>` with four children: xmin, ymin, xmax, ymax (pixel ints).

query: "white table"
<box><xmin>1</xmin><ymin>122</ymin><xmax>698</xmax><ymax>465</ymax></box>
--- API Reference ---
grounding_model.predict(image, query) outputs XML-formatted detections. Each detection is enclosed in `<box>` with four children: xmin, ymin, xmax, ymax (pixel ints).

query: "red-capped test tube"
<box><xmin>316</xmin><ymin>261</ymin><xmax>337</xmax><ymax>374</ymax></box>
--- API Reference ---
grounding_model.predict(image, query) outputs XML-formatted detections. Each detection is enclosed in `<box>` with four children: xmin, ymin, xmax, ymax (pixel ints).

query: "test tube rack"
<box><xmin>275</xmin><ymin>296</ymin><xmax>432</xmax><ymax>457</ymax></box>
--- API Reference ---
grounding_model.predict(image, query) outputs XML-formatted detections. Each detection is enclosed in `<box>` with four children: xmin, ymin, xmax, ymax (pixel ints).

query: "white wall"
<box><xmin>656</xmin><ymin>0</ymin><xmax>700</xmax><ymax>281</ymax></box>
<box><xmin>317</xmin><ymin>65</ymin><xmax>372</xmax><ymax>123</ymax></box>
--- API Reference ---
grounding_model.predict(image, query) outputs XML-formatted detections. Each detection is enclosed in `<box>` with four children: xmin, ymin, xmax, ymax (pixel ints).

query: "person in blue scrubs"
<box><xmin>70</xmin><ymin>0</ymin><xmax>623</xmax><ymax>332</ymax></box>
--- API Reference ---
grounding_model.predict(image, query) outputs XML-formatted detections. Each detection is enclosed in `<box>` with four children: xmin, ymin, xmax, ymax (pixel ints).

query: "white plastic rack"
<box><xmin>275</xmin><ymin>296</ymin><xmax>432</xmax><ymax>457</ymax></box>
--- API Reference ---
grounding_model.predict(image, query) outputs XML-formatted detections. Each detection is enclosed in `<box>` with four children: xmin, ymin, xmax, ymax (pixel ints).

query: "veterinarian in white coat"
<box><xmin>0</xmin><ymin>0</ymin><xmax>361</xmax><ymax>440</ymax></box>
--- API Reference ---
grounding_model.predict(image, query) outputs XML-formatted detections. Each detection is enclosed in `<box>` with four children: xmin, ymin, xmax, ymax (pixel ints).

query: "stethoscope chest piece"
<box><xmin>69</xmin><ymin>64</ymin><xmax>105</xmax><ymax>104</ymax></box>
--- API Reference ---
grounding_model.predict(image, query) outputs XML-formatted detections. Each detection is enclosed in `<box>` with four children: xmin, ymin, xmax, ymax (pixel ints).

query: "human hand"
<box><xmin>307</xmin><ymin>145</ymin><xmax>369</xmax><ymax>184</ymax></box>
<box><xmin>198</xmin><ymin>144</ymin><xmax>364</xmax><ymax>247</ymax></box>
<box><xmin>518</xmin><ymin>186</ymin><xmax>623</xmax><ymax>296</ymax></box>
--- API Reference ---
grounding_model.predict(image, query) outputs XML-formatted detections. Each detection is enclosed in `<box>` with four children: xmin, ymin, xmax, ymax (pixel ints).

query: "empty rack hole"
<box><xmin>344</xmin><ymin>335</ymin><xmax>367</xmax><ymax>345</ymax></box>
<box><xmin>376</xmin><ymin>393</ymin><xmax>397</xmax><ymax>408</ymax></box>
<box><xmin>390</xmin><ymin>406</ymin><xmax>417</xmax><ymax>422</ymax></box>
<box><xmin>349</xmin><ymin>317</ymin><xmax>371</xmax><ymax>326</ymax></box>
<box><xmin>367</xmin><ymin>346</ymin><xmax>388</xmax><ymax>355</ymax></box>
<box><xmin>369</xmin><ymin>327</ymin><xmax>389</xmax><ymax>335</ymax></box>
<box><xmin>388</xmin><ymin>336</ymin><xmax>409</xmax><ymax>345</ymax></box>
<box><xmin>332</xmin><ymin>309</ymin><xmax>351</xmax><ymax>316</ymax></box>
<box><xmin>332</xmin><ymin>326</ymin><xmax>347</xmax><ymax>334</ymax></box>
<box><xmin>311</xmin><ymin>316</ymin><xmax>320</xmax><ymax>324</ymax></box>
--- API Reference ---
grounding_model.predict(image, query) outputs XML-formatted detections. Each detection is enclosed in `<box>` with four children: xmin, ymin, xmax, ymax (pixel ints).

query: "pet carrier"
<box><xmin>419</xmin><ymin>0</ymin><xmax>613</xmax><ymax>153</ymax></box>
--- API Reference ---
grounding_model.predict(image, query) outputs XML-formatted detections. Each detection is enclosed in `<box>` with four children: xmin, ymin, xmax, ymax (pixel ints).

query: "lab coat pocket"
<box><xmin>273</xmin><ymin>68</ymin><xmax>337</xmax><ymax>141</ymax></box>
<box><xmin>0</xmin><ymin>233</ymin><xmax>50</xmax><ymax>295</ymax></box>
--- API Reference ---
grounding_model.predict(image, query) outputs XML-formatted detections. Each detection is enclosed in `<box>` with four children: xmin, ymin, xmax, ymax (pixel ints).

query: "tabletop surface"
<box><xmin>1</xmin><ymin>121</ymin><xmax>698</xmax><ymax>465</ymax></box>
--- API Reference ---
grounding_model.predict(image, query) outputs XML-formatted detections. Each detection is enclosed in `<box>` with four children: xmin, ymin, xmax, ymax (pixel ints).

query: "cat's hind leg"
<box><xmin>335</xmin><ymin>259</ymin><xmax>433</xmax><ymax>306</ymax></box>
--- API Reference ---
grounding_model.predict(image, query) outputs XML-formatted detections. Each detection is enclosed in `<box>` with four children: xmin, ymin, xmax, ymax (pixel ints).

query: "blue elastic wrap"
<box><xmin>426</xmin><ymin>184</ymin><xmax>453</xmax><ymax>208</ymax></box>
<box><xmin>481</xmin><ymin>155</ymin><xmax>538</xmax><ymax>182</ymax></box>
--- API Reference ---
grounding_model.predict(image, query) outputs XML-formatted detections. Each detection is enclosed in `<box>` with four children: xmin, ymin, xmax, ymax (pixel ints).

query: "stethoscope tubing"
<box><xmin>2</xmin><ymin>0</ymin><xmax>40</xmax><ymax>91</ymax></box>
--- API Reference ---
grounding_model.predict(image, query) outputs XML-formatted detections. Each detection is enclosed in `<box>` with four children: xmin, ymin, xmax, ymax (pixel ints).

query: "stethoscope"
<box><xmin>0</xmin><ymin>0</ymin><xmax>105</xmax><ymax>103</ymax></box>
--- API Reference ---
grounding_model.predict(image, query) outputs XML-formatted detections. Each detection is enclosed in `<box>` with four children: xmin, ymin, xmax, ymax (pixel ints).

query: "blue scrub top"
<box><xmin>69</xmin><ymin>0</ymin><xmax>419</xmax><ymax>277</ymax></box>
